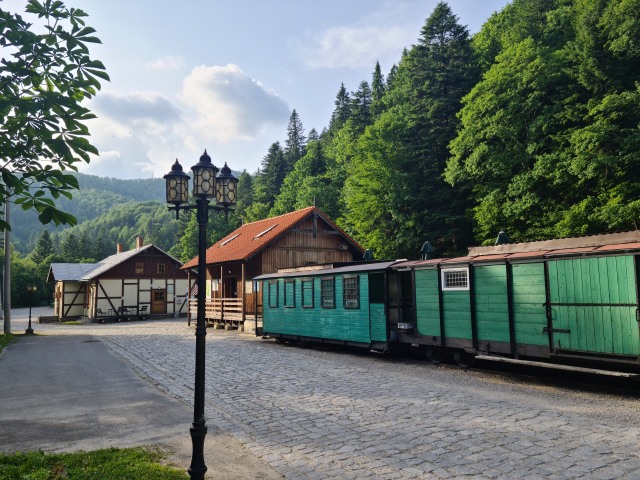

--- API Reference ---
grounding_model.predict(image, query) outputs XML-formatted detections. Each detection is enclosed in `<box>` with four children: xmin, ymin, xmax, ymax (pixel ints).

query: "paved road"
<box><xmin>7</xmin><ymin>314</ymin><xmax>640</xmax><ymax>479</ymax></box>
<box><xmin>0</xmin><ymin>333</ymin><xmax>190</xmax><ymax>453</ymax></box>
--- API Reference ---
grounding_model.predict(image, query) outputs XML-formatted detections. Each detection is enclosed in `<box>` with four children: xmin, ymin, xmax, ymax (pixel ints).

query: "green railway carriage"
<box><xmin>396</xmin><ymin>235</ymin><xmax>640</xmax><ymax>368</ymax></box>
<box><xmin>258</xmin><ymin>231</ymin><xmax>640</xmax><ymax>371</ymax></box>
<box><xmin>256</xmin><ymin>261</ymin><xmax>396</xmax><ymax>350</ymax></box>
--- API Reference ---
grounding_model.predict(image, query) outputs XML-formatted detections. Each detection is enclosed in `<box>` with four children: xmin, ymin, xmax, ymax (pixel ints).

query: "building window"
<box><xmin>321</xmin><ymin>278</ymin><xmax>335</xmax><ymax>309</ymax></box>
<box><xmin>284</xmin><ymin>280</ymin><xmax>295</xmax><ymax>308</ymax></box>
<box><xmin>301</xmin><ymin>279</ymin><xmax>314</xmax><ymax>308</ymax></box>
<box><xmin>135</xmin><ymin>263</ymin><xmax>144</xmax><ymax>275</ymax></box>
<box><xmin>441</xmin><ymin>268</ymin><xmax>469</xmax><ymax>291</ymax></box>
<box><xmin>157</xmin><ymin>263</ymin><xmax>166</xmax><ymax>274</ymax></box>
<box><xmin>343</xmin><ymin>275</ymin><xmax>360</xmax><ymax>309</ymax></box>
<box><xmin>268</xmin><ymin>281</ymin><xmax>279</xmax><ymax>308</ymax></box>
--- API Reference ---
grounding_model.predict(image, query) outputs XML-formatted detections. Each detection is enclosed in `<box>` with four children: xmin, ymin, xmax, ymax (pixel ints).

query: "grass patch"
<box><xmin>0</xmin><ymin>333</ymin><xmax>14</xmax><ymax>354</ymax></box>
<box><xmin>0</xmin><ymin>447</ymin><xmax>188</xmax><ymax>479</ymax></box>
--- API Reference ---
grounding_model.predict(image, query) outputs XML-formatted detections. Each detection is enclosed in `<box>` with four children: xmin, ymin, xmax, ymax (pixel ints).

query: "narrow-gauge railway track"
<box><xmin>469</xmin><ymin>356</ymin><xmax>640</xmax><ymax>397</ymax></box>
<box><xmin>410</xmin><ymin>351</ymin><xmax>640</xmax><ymax>397</ymax></box>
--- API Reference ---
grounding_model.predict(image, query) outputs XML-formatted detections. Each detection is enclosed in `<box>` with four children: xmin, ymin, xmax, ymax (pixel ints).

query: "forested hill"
<box><xmin>12</xmin><ymin>0</ymin><xmax>640</xmax><ymax>262</ymax></box>
<box><xmin>9</xmin><ymin>0</ymin><xmax>640</xmax><ymax>307</ymax></box>
<box><xmin>12</xmin><ymin>173</ymin><xmax>165</xmax><ymax>253</ymax></box>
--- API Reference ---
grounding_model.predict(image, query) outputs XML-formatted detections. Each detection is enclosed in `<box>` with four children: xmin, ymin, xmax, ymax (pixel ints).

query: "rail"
<box><xmin>189</xmin><ymin>297</ymin><xmax>243</xmax><ymax>321</ymax></box>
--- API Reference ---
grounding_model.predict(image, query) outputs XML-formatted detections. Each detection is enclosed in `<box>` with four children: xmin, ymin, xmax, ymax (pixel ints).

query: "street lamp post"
<box><xmin>164</xmin><ymin>150</ymin><xmax>238</xmax><ymax>480</ymax></box>
<box><xmin>26</xmin><ymin>285</ymin><xmax>37</xmax><ymax>334</ymax></box>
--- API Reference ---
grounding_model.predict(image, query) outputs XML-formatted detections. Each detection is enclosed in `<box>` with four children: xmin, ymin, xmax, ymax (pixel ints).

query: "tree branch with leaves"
<box><xmin>0</xmin><ymin>0</ymin><xmax>109</xmax><ymax>229</ymax></box>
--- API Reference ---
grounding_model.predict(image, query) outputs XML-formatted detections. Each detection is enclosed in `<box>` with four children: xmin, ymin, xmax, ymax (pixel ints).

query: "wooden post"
<box><xmin>187</xmin><ymin>270</ymin><xmax>192</xmax><ymax>326</ymax></box>
<box><xmin>241</xmin><ymin>262</ymin><xmax>246</xmax><ymax>321</ymax></box>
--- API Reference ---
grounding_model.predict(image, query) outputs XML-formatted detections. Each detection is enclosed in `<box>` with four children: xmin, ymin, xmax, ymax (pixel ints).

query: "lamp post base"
<box><xmin>26</xmin><ymin>306</ymin><xmax>34</xmax><ymax>334</ymax></box>
<box><xmin>188</xmin><ymin>422</ymin><xmax>208</xmax><ymax>479</ymax></box>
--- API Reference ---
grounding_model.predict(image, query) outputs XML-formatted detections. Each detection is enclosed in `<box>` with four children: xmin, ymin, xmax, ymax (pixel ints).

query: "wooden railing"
<box><xmin>189</xmin><ymin>297</ymin><xmax>243</xmax><ymax>322</ymax></box>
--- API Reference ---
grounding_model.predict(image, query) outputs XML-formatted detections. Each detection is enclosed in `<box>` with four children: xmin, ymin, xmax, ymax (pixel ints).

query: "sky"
<box><xmin>9</xmin><ymin>0</ymin><xmax>510</xmax><ymax>179</ymax></box>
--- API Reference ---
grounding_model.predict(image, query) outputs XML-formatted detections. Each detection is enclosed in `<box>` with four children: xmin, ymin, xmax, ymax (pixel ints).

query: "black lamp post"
<box><xmin>26</xmin><ymin>285</ymin><xmax>37</xmax><ymax>334</ymax></box>
<box><xmin>163</xmin><ymin>150</ymin><xmax>237</xmax><ymax>480</ymax></box>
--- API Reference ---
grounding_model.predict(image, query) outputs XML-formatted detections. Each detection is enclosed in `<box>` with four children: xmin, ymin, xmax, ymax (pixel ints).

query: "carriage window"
<box><xmin>441</xmin><ymin>268</ymin><xmax>469</xmax><ymax>291</ymax></box>
<box><xmin>301</xmin><ymin>279</ymin><xmax>314</xmax><ymax>308</ymax></box>
<box><xmin>343</xmin><ymin>276</ymin><xmax>360</xmax><ymax>309</ymax></box>
<box><xmin>321</xmin><ymin>278</ymin><xmax>335</xmax><ymax>308</ymax></box>
<box><xmin>284</xmin><ymin>280</ymin><xmax>295</xmax><ymax>308</ymax></box>
<box><xmin>268</xmin><ymin>281</ymin><xmax>279</xmax><ymax>308</ymax></box>
<box><xmin>369</xmin><ymin>273</ymin><xmax>385</xmax><ymax>303</ymax></box>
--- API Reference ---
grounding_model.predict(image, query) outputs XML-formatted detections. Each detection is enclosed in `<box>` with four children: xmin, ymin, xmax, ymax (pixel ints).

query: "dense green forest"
<box><xmin>6</xmin><ymin>0</ymin><xmax>640</xmax><ymax>307</ymax></box>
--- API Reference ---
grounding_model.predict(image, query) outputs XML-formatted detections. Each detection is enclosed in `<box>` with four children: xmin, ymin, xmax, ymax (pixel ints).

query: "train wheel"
<box><xmin>425</xmin><ymin>348</ymin><xmax>442</xmax><ymax>365</ymax></box>
<box><xmin>453</xmin><ymin>351</ymin><xmax>476</xmax><ymax>368</ymax></box>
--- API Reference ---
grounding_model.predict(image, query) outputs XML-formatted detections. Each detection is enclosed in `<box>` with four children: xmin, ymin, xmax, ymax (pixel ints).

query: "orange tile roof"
<box><xmin>183</xmin><ymin>206</ymin><xmax>363</xmax><ymax>268</ymax></box>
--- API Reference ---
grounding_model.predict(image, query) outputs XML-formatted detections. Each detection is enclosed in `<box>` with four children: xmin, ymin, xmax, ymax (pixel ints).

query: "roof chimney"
<box><xmin>136</xmin><ymin>236</ymin><xmax>144</xmax><ymax>249</ymax></box>
<box><xmin>116</xmin><ymin>243</ymin><xmax>124</xmax><ymax>254</ymax></box>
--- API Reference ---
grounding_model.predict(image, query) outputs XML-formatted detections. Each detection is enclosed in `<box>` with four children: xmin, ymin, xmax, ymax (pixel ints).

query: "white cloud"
<box><xmin>145</xmin><ymin>55</ymin><xmax>185</xmax><ymax>71</ymax></box>
<box><xmin>94</xmin><ymin>91</ymin><xmax>181</xmax><ymax>124</ymax></box>
<box><xmin>82</xmin><ymin>64</ymin><xmax>291</xmax><ymax>178</ymax></box>
<box><xmin>180</xmin><ymin>64</ymin><xmax>290</xmax><ymax>143</ymax></box>
<box><xmin>298</xmin><ymin>24</ymin><xmax>413</xmax><ymax>70</ymax></box>
<box><xmin>291</xmin><ymin>3</ymin><xmax>419</xmax><ymax>70</ymax></box>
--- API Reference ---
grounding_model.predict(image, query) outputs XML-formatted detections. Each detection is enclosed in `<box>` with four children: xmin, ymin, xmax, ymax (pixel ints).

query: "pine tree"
<box><xmin>307</xmin><ymin>128</ymin><xmax>319</xmax><ymax>142</ymax></box>
<box><xmin>60</xmin><ymin>233</ymin><xmax>80</xmax><ymax>262</ymax></box>
<box><xmin>386</xmin><ymin>64</ymin><xmax>398</xmax><ymax>90</ymax></box>
<box><xmin>254</xmin><ymin>142</ymin><xmax>287</xmax><ymax>207</ymax></box>
<box><xmin>30</xmin><ymin>230</ymin><xmax>53</xmax><ymax>264</ymax></box>
<box><xmin>328</xmin><ymin>83</ymin><xmax>351</xmax><ymax>133</ymax></box>
<box><xmin>284</xmin><ymin>109</ymin><xmax>306</xmax><ymax>170</ymax></box>
<box><xmin>236</xmin><ymin>170</ymin><xmax>255</xmax><ymax>220</ymax></box>
<box><xmin>371</xmin><ymin>61</ymin><xmax>386</xmax><ymax>118</ymax></box>
<box><xmin>350</xmin><ymin>81</ymin><xmax>373</xmax><ymax>133</ymax></box>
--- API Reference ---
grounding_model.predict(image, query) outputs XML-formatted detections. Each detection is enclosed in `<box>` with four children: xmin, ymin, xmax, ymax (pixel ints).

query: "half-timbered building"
<box><xmin>182</xmin><ymin>206</ymin><xmax>365</xmax><ymax>331</ymax></box>
<box><xmin>47</xmin><ymin>237</ymin><xmax>193</xmax><ymax>321</ymax></box>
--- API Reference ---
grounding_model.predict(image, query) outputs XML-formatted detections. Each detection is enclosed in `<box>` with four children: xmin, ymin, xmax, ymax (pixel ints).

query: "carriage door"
<box><xmin>387</xmin><ymin>270</ymin><xmax>413</xmax><ymax>331</ymax></box>
<box><xmin>546</xmin><ymin>256</ymin><xmax>639</xmax><ymax>356</ymax></box>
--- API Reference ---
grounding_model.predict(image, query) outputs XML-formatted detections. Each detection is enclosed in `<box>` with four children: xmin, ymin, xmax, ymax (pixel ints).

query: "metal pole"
<box><xmin>188</xmin><ymin>196</ymin><xmax>209</xmax><ymax>480</ymax></box>
<box><xmin>3</xmin><ymin>200</ymin><xmax>10</xmax><ymax>334</ymax></box>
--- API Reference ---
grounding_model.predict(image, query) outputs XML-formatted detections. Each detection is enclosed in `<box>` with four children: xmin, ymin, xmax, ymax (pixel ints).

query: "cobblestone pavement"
<box><xmin>23</xmin><ymin>318</ymin><xmax>640</xmax><ymax>479</ymax></box>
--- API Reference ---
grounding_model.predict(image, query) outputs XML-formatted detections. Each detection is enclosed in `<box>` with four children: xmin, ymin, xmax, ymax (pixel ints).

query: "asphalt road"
<box><xmin>0</xmin><ymin>333</ymin><xmax>190</xmax><ymax>453</ymax></box>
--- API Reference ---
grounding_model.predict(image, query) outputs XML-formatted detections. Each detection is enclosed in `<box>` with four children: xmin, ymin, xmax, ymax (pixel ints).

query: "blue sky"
<box><xmin>9</xmin><ymin>0</ymin><xmax>510</xmax><ymax>179</ymax></box>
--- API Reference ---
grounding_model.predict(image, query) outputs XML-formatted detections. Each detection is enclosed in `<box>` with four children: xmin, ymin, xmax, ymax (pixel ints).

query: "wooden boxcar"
<box><xmin>256</xmin><ymin>261</ymin><xmax>397</xmax><ymax>350</ymax></box>
<box><xmin>394</xmin><ymin>238</ymin><xmax>640</xmax><ymax>368</ymax></box>
<box><xmin>258</xmin><ymin>232</ymin><xmax>640</xmax><ymax>371</ymax></box>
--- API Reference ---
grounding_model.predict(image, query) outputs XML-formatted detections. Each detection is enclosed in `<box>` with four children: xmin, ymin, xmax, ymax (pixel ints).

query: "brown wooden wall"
<box><xmin>261</xmin><ymin>219</ymin><xmax>356</xmax><ymax>273</ymax></box>
<box><xmin>98</xmin><ymin>247</ymin><xmax>189</xmax><ymax>280</ymax></box>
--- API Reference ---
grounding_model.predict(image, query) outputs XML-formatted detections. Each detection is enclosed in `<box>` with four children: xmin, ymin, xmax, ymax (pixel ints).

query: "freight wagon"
<box><xmin>256</xmin><ymin>231</ymin><xmax>640</xmax><ymax>370</ymax></box>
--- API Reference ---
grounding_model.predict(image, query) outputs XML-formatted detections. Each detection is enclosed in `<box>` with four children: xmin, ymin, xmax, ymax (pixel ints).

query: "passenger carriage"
<box><xmin>255</xmin><ymin>261</ymin><xmax>397</xmax><ymax>350</ymax></box>
<box><xmin>257</xmin><ymin>231</ymin><xmax>640</xmax><ymax>371</ymax></box>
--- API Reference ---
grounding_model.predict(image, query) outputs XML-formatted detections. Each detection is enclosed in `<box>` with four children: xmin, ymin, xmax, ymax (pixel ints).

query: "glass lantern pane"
<box><xmin>193</xmin><ymin>167</ymin><xmax>216</xmax><ymax>197</ymax></box>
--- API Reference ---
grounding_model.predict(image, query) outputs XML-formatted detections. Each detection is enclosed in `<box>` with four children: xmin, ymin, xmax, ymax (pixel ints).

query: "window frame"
<box><xmin>135</xmin><ymin>263</ymin><xmax>144</xmax><ymax>275</ymax></box>
<box><xmin>343</xmin><ymin>275</ymin><xmax>360</xmax><ymax>309</ymax></box>
<box><xmin>320</xmin><ymin>277</ymin><xmax>335</xmax><ymax>309</ymax></box>
<box><xmin>156</xmin><ymin>263</ymin><xmax>166</xmax><ymax>275</ymax></box>
<box><xmin>268</xmin><ymin>281</ymin><xmax>279</xmax><ymax>308</ymax></box>
<box><xmin>441</xmin><ymin>267</ymin><xmax>470</xmax><ymax>291</ymax></box>
<box><xmin>284</xmin><ymin>279</ymin><xmax>296</xmax><ymax>308</ymax></box>
<box><xmin>301</xmin><ymin>278</ymin><xmax>314</xmax><ymax>308</ymax></box>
